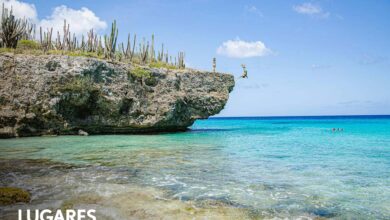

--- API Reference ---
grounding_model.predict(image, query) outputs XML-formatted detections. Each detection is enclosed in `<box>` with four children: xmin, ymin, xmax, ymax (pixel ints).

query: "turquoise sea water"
<box><xmin>1</xmin><ymin>116</ymin><xmax>390</xmax><ymax>219</ymax></box>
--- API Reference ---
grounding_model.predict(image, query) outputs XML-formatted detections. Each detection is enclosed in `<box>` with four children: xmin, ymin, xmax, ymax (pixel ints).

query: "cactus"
<box><xmin>87</xmin><ymin>29</ymin><xmax>97</xmax><ymax>52</ymax></box>
<box><xmin>0</xmin><ymin>4</ymin><xmax>28</xmax><ymax>48</ymax></box>
<box><xmin>157</xmin><ymin>43</ymin><xmax>164</xmax><ymax>62</ymax></box>
<box><xmin>0</xmin><ymin>4</ymin><xmax>187</xmax><ymax>69</ymax></box>
<box><xmin>178</xmin><ymin>51</ymin><xmax>185</xmax><ymax>69</ymax></box>
<box><xmin>122</xmin><ymin>33</ymin><xmax>136</xmax><ymax>62</ymax></box>
<box><xmin>116</xmin><ymin>49</ymin><xmax>123</xmax><ymax>62</ymax></box>
<box><xmin>104</xmin><ymin>20</ymin><xmax>118</xmax><ymax>60</ymax></box>
<box><xmin>39</xmin><ymin>27</ymin><xmax>53</xmax><ymax>52</ymax></box>
<box><xmin>150</xmin><ymin>34</ymin><xmax>155</xmax><ymax>62</ymax></box>
<box><xmin>21</xmin><ymin>20</ymin><xmax>35</xmax><ymax>40</ymax></box>
<box><xmin>97</xmin><ymin>36</ymin><xmax>104</xmax><ymax>56</ymax></box>
<box><xmin>130</xmin><ymin>34</ymin><xmax>136</xmax><ymax>61</ymax></box>
<box><xmin>138</xmin><ymin>38</ymin><xmax>150</xmax><ymax>64</ymax></box>
<box><xmin>212</xmin><ymin>57</ymin><xmax>216</xmax><ymax>72</ymax></box>
<box><xmin>54</xmin><ymin>30</ymin><xmax>61</xmax><ymax>50</ymax></box>
<box><xmin>121</xmin><ymin>35</ymin><xmax>129</xmax><ymax>59</ymax></box>
<box><xmin>62</xmin><ymin>20</ymin><xmax>70</xmax><ymax>50</ymax></box>
<box><xmin>70</xmin><ymin>33</ymin><xmax>77</xmax><ymax>51</ymax></box>
<box><xmin>80</xmin><ymin>34</ymin><xmax>85</xmax><ymax>51</ymax></box>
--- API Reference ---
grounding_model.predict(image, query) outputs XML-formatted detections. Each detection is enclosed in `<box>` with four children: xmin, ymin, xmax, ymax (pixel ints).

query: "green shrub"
<box><xmin>16</xmin><ymin>40</ymin><xmax>40</xmax><ymax>50</ymax></box>
<box><xmin>58</xmin><ymin>77</ymin><xmax>95</xmax><ymax>93</ymax></box>
<box><xmin>56</xmin><ymin>77</ymin><xmax>105</xmax><ymax>120</ymax></box>
<box><xmin>81</xmin><ymin>62</ymin><xmax>116</xmax><ymax>83</ymax></box>
<box><xmin>129</xmin><ymin>66</ymin><xmax>152</xmax><ymax>78</ymax></box>
<box><xmin>66</xmin><ymin>51</ymin><xmax>102</xmax><ymax>59</ymax></box>
<box><xmin>149</xmin><ymin>61</ymin><xmax>177</xmax><ymax>70</ymax></box>
<box><xmin>46</xmin><ymin>50</ymin><xmax>104</xmax><ymax>59</ymax></box>
<box><xmin>46</xmin><ymin>60</ymin><xmax>61</xmax><ymax>71</ymax></box>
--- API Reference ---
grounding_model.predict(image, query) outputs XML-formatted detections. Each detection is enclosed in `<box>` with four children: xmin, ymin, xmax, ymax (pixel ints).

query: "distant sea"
<box><xmin>1</xmin><ymin>115</ymin><xmax>389</xmax><ymax>219</ymax></box>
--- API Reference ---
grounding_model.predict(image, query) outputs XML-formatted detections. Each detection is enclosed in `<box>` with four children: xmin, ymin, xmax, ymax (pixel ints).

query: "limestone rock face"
<box><xmin>0</xmin><ymin>54</ymin><xmax>234</xmax><ymax>137</ymax></box>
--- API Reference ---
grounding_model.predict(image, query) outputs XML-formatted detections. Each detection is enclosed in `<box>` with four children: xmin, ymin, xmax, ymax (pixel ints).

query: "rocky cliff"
<box><xmin>0</xmin><ymin>54</ymin><xmax>234</xmax><ymax>138</ymax></box>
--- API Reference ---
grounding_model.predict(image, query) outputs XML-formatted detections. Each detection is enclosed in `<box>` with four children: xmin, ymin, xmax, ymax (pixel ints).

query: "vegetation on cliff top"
<box><xmin>0</xmin><ymin>4</ymin><xmax>184</xmax><ymax>69</ymax></box>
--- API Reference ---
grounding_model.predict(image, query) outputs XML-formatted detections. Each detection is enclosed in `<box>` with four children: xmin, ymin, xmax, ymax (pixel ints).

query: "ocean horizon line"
<box><xmin>210</xmin><ymin>114</ymin><xmax>390</xmax><ymax>119</ymax></box>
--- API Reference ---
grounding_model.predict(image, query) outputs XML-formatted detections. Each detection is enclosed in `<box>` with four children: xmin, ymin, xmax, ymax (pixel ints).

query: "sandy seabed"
<box><xmin>0</xmin><ymin>159</ymin><xmax>257</xmax><ymax>220</ymax></box>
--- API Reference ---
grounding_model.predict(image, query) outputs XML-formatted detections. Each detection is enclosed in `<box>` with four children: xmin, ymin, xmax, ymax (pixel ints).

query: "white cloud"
<box><xmin>0</xmin><ymin>0</ymin><xmax>37</xmax><ymax>21</ymax></box>
<box><xmin>293</xmin><ymin>3</ymin><xmax>329</xmax><ymax>18</ymax></box>
<box><xmin>217</xmin><ymin>39</ymin><xmax>271</xmax><ymax>58</ymax></box>
<box><xmin>39</xmin><ymin>5</ymin><xmax>107</xmax><ymax>37</ymax></box>
<box><xmin>0</xmin><ymin>0</ymin><xmax>106</xmax><ymax>37</ymax></box>
<box><xmin>245</xmin><ymin>5</ymin><xmax>263</xmax><ymax>17</ymax></box>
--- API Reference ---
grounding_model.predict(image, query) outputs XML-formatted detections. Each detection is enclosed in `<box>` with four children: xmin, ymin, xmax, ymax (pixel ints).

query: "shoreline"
<box><xmin>0</xmin><ymin>158</ymin><xmax>254</xmax><ymax>220</ymax></box>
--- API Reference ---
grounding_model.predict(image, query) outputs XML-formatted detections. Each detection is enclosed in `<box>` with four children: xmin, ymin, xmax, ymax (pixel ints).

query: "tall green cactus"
<box><xmin>0</xmin><ymin>4</ymin><xmax>28</xmax><ymax>48</ymax></box>
<box><xmin>97</xmin><ymin>37</ymin><xmax>104</xmax><ymax>56</ymax></box>
<box><xmin>150</xmin><ymin>34</ymin><xmax>155</xmax><ymax>62</ymax></box>
<box><xmin>140</xmin><ymin>37</ymin><xmax>149</xmax><ymax>64</ymax></box>
<box><xmin>212</xmin><ymin>58</ymin><xmax>216</xmax><ymax>72</ymax></box>
<box><xmin>122</xmin><ymin>34</ymin><xmax>130</xmax><ymax>59</ymax></box>
<box><xmin>104</xmin><ymin>20</ymin><xmax>118</xmax><ymax>60</ymax></box>
<box><xmin>0</xmin><ymin>4</ymin><xmax>187</xmax><ymax>69</ymax></box>
<box><xmin>39</xmin><ymin>27</ymin><xmax>53</xmax><ymax>52</ymax></box>
<box><xmin>130</xmin><ymin>34</ymin><xmax>136</xmax><ymax>61</ymax></box>
<box><xmin>157</xmin><ymin>43</ymin><xmax>164</xmax><ymax>62</ymax></box>
<box><xmin>62</xmin><ymin>20</ymin><xmax>70</xmax><ymax>50</ymax></box>
<box><xmin>122</xmin><ymin>33</ymin><xmax>136</xmax><ymax>62</ymax></box>
<box><xmin>178</xmin><ymin>51</ymin><xmax>185</xmax><ymax>69</ymax></box>
<box><xmin>87</xmin><ymin>29</ymin><xmax>98</xmax><ymax>52</ymax></box>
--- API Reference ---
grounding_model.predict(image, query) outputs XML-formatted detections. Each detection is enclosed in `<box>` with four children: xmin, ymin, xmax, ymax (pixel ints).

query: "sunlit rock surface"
<box><xmin>0</xmin><ymin>54</ymin><xmax>234</xmax><ymax>137</ymax></box>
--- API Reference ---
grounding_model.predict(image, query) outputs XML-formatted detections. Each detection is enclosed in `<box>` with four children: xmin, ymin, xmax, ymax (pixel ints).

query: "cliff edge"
<box><xmin>0</xmin><ymin>54</ymin><xmax>234</xmax><ymax>137</ymax></box>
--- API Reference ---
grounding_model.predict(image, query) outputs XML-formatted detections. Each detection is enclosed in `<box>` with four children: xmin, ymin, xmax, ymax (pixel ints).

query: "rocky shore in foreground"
<box><xmin>0</xmin><ymin>159</ymin><xmax>250</xmax><ymax>220</ymax></box>
<box><xmin>0</xmin><ymin>54</ymin><xmax>234</xmax><ymax>138</ymax></box>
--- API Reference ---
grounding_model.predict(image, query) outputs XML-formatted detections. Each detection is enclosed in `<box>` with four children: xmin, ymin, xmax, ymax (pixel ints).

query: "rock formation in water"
<box><xmin>0</xmin><ymin>54</ymin><xmax>234</xmax><ymax>138</ymax></box>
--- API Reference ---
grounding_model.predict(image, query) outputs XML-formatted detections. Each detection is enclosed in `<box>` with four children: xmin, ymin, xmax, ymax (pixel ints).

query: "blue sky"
<box><xmin>7</xmin><ymin>0</ymin><xmax>390</xmax><ymax>116</ymax></box>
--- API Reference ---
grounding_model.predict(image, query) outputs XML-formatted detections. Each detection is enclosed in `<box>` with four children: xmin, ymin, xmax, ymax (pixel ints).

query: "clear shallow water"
<box><xmin>1</xmin><ymin>116</ymin><xmax>390</xmax><ymax>219</ymax></box>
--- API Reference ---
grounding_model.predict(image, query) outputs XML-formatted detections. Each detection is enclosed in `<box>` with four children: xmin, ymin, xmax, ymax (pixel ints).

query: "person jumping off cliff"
<box><xmin>240</xmin><ymin>64</ymin><xmax>248</xmax><ymax>79</ymax></box>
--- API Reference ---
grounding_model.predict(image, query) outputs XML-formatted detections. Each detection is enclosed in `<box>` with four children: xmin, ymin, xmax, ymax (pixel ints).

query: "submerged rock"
<box><xmin>78</xmin><ymin>129</ymin><xmax>89</xmax><ymax>136</ymax></box>
<box><xmin>0</xmin><ymin>54</ymin><xmax>234</xmax><ymax>137</ymax></box>
<box><xmin>0</xmin><ymin>187</ymin><xmax>30</xmax><ymax>205</ymax></box>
